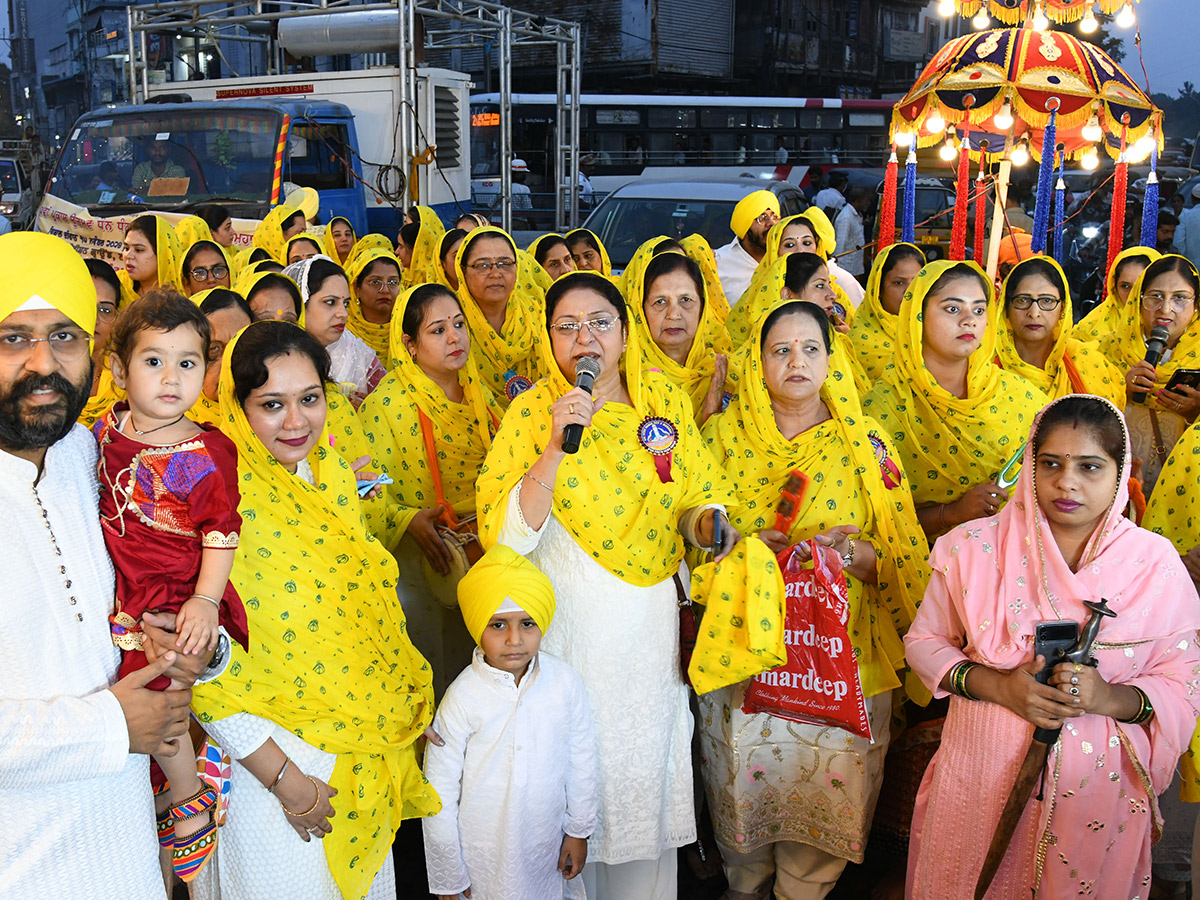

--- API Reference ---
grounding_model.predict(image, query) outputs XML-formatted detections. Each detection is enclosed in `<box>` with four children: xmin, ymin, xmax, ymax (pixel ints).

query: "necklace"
<box><xmin>128</xmin><ymin>412</ymin><xmax>186</xmax><ymax>436</ymax></box>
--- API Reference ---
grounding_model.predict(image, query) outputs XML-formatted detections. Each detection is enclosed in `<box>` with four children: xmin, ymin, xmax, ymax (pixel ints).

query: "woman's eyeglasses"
<box><xmin>1142</xmin><ymin>291</ymin><xmax>1196</xmax><ymax>313</ymax></box>
<box><xmin>548</xmin><ymin>316</ymin><xmax>618</xmax><ymax>336</ymax></box>
<box><xmin>1009</xmin><ymin>294</ymin><xmax>1063</xmax><ymax>311</ymax></box>
<box><xmin>188</xmin><ymin>265</ymin><xmax>229</xmax><ymax>283</ymax></box>
<box><xmin>363</xmin><ymin>277</ymin><xmax>401</xmax><ymax>291</ymax></box>
<box><xmin>467</xmin><ymin>259</ymin><xmax>516</xmax><ymax>272</ymax></box>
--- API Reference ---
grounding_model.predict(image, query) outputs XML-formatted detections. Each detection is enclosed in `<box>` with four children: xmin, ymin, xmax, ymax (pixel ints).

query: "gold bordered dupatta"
<box><xmin>861</xmin><ymin>259</ymin><xmax>1049</xmax><ymax>508</ymax></box>
<box><xmin>194</xmin><ymin>324</ymin><xmax>439</xmax><ymax>900</ymax></box>
<box><xmin>704</xmin><ymin>299</ymin><xmax>932</xmax><ymax>700</ymax></box>
<box><xmin>476</xmin><ymin>271</ymin><xmax>736</xmax><ymax>587</ymax></box>
<box><xmin>850</xmin><ymin>242</ymin><xmax>924</xmax><ymax>383</ymax></box>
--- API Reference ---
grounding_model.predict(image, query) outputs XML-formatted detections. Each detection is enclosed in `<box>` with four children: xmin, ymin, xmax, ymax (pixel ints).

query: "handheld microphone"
<box><xmin>1132</xmin><ymin>324</ymin><xmax>1170</xmax><ymax>404</ymax></box>
<box><xmin>562</xmin><ymin>356</ymin><xmax>601</xmax><ymax>454</ymax></box>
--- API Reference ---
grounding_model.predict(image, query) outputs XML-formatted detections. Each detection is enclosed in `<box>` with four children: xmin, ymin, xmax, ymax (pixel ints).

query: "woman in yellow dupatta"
<box><xmin>178</xmin><ymin>240</ymin><xmax>233</xmax><ymax>298</ymax></box>
<box><xmin>176</xmin><ymin>214</ymin><xmax>239</xmax><ymax>276</ymax></box>
<box><xmin>251</xmin><ymin>204</ymin><xmax>304</xmax><ymax>264</ymax></box>
<box><xmin>400</xmin><ymin>206</ymin><xmax>447</xmax><ymax>287</ymax></box>
<box><xmin>1097</xmin><ymin>254</ymin><xmax>1200</xmax><ymax>496</ymax></box>
<box><xmin>679</xmin><ymin>232</ymin><xmax>730</xmax><ymax>323</ymax></box>
<box><xmin>345</xmin><ymin>248</ymin><xmax>402</xmax><ymax>362</ymax></box>
<box><xmin>319</xmin><ymin>216</ymin><xmax>357</xmax><ymax>265</ymax></box>
<box><xmin>346</xmin><ymin>233</ymin><xmax>395</xmax><ymax>270</ymax></box>
<box><xmin>118</xmin><ymin>214</ymin><xmax>182</xmax><ymax>306</ymax></box>
<box><xmin>862</xmin><ymin>260</ymin><xmax>1049</xmax><ymax>539</ymax></box>
<box><xmin>284</xmin><ymin>233</ymin><xmax>323</xmax><ymax>266</ymax></box>
<box><xmin>188</xmin><ymin>287</ymin><xmax>253</xmax><ymax>428</ymax></box>
<box><xmin>78</xmin><ymin>258</ymin><xmax>125</xmax><ymax>428</ymax></box>
<box><xmin>621</xmin><ymin>235</ymin><xmax>732</xmax><ymax>423</ymax></box>
<box><xmin>358</xmin><ymin>283</ymin><xmax>503</xmax><ymax>695</ymax></box>
<box><xmin>192</xmin><ymin>321</ymin><xmax>438</xmax><ymax>900</ymax></box>
<box><xmin>452</xmin><ymin>225</ymin><xmax>543</xmax><ymax>406</ymax></box>
<box><xmin>475</xmin><ymin>270</ymin><xmax>735</xmax><ymax>893</ymax></box>
<box><xmin>699</xmin><ymin>298</ymin><xmax>931</xmax><ymax>896</ymax></box>
<box><xmin>528</xmin><ymin>232</ymin><xmax>577</xmax><ymax>282</ymax></box>
<box><xmin>995</xmin><ymin>256</ymin><xmax>1126</xmax><ymax>408</ymax></box>
<box><xmin>849</xmin><ymin>242</ymin><xmax>926</xmax><ymax>382</ymax></box>
<box><xmin>564</xmin><ymin>228</ymin><xmax>615</xmax><ymax>280</ymax></box>
<box><xmin>1077</xmin><ymin>246</ymin><xmax>1159</xmax><ymax>344</ymax></box>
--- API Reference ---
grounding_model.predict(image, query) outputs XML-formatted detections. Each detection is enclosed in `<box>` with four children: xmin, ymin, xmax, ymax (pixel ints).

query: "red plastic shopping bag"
<box><xmin>741</xmin><ymin>540</ymin><xmax>872</xmax><ymax>740</ymax></box>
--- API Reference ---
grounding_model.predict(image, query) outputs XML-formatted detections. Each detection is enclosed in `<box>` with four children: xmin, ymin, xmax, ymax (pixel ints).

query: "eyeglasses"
<box><xmin>96</xmin><ymin>302</ymin><xmax>118</xmax><ymax>320</ymax></box>
<box><xmin>363</xmin><ymin>277</ymin><xmax>401</xmax><ymax>291</ymax></box>
<box><xmin>1009</xmin><ymin>294</ymin><xmax>1063</xmax><ymax>311</ymax></box>
<box><xmin>1142</xmin><ymin>291</ymin><xmax>1196</xmax><ymax>313</ymax></box>
<box><xmin>549</xmin><ymin>316</ymin><xmax>619</xmax><ymax>336</ymax></box>
<box><xmin>0</xmin><ymin>329</ymin><xmax>90</xmax><ymax>362</ymax></box>
<box><xmin>754</xmin><ymin>211</ymin><xmax>778</xmax><ymax>226</ymax></box>
<box><xmin>188</xmin><ymin>264</ymin><xmax>229</xmax><ymax>283</ymax></box>
<box><xmin>467</xmin><ymin>259</ymin><xmax>516</xmax><ymax>272</ymax></box>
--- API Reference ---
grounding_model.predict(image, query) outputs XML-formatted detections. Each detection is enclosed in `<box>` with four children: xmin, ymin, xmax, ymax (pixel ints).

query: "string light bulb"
<box><xmin>937</xmin><ymin>0</ymin><xmax>955</xmax><ymax>16</ymax></box>
<box><xmin>1081</xmin><ymin>115</ymin><xmax>1103</xmax><ymax>143</ymax></box>
<box><xmin>1133</xmin><ymin>130</ymin><xmax>1157</xmax><ymax>161</ymax></box>
<box><xmin>926</xmin><ymin>104</ymin><xmax>946</xmax><ymax>134</ymax></box>
<box><xmin>1032</xmin><ymin>3</ymin><xmax>1049</xmax><ymax>31</ymax></box>
<box><xmin>940</xmin><ymin>131</ymin><xmax>958</xmax><ymax>161</ymax></box>
<box><xmin>973</xmin><ymin>9</ymin><xmax>990</xmax><ymax>28</ymax></box>
<box><xmin>1010</xmin><ymin>139</ymin><xmax>1030</xmax><ymax>167</ymax></box>
<box><xmin>1115</xmin><ymin>2</ymin><xmax>1135</xmax><ymax>28</ymax></box>
<box><xmin>893</xmin><ymin>130</ymin><xmax>912</xmax><ymax>148</ymax></box>
<box><xmin>1079</xmin><ymin>5</ymin><xmax>1099</xmax><ymax>34</ymax></box>
<box><xmin>1081</xmin><ymin>146</ymin><xmax>1100</xmax><ymax>170</ymax></box>
<box><xmin>993</xmin><ymin>99</ymin><xmax>1014</xmax><ymax>131</ymax></box>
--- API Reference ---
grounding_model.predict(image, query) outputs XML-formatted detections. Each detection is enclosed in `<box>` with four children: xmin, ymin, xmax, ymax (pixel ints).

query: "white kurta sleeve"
<box><xmin>422</xmin><ymin>693</ymin><xmax>473</xmax><ymax>896</ymax></box>
<box><xmin>495</xmin><ymin>480</ymin><xmax>550</xmax><ymax>555</ymax></box>
<box><xmin>562</xmin><ymin>671</ymin><xmax>599</xmax><ymax>839</ymax></box>
<box><xmin>201</xmin><ymin>711</ymin><xmax>276</xmax><ymax>761</ymax></box>
<box><xmin>0</xmin><ymin>690</ymin><xmax>131</xmax><ymax>788</ymax></box>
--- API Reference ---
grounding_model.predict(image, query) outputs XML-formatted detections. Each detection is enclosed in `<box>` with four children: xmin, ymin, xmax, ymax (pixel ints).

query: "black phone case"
<box><xmin>1033</xmin><ymin>620</ymin><xmax>1078</xmax><ymax>684</ymax></box>
<box><xmin>1165</xmin><ymin>369</ymin><xmax>1200</xmax><ymax>393</ymax></box>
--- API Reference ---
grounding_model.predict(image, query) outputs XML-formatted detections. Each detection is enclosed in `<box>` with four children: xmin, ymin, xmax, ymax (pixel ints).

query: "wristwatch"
<box><xmin>195</xmin><ymin>628</ymin><xmax>231</xmax><ymax>685</ymax></box>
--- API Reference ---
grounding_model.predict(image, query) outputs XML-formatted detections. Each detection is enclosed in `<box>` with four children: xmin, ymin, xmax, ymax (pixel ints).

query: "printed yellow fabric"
<box><xmin>621</xmin><ymin>236</ymin><xmax>733</xmax><ymax>417</ymax></box>
<box><xmin>320</xmin><ymin>216</ymin><xmax>356</xmax><ymax>264</ymax></box>
<box><xmin>402</xmin><ymin>207</ymin><xmax>446</xmax><ymax>288</ymax></box>
<box><xmin>457</xmin><ymin>544</ymin><xmax>556</xmax><ymax>644</ymax></box>
<box><xmin>233</xmin><ymin>245</ymin><xmax>260</xmax><ymax>273</ymax></box>
<box><xmin>453</xmin><ymin>226</ymin><xmax>544</xmax><ymax>407</ymax></box>
<box><xmin>704</xmin><ymin>302</ymin><xmax>933</xmax><ymax>700</ymax></box>
<box><xmin>862</xmin><ymin>260</ymin><xmax>1049</xmax><ymax>508</ymax></box>
<box><xmin>688</xmin><ymin>537</ymin><xmax>787</xmax><ymax>694</ymax></box>
<box><xmin>233</xmin><ymin>269</ymin><xmax>304</xmax><ymax>327</ymax></box>
<box><xmin>79</xmin><ymin>366</ymin><xmax>125</xmax><ymax>429</ymax></box>
<box><xmin>284</xmin><ymin>233</ymin><xmax>322</xmax><ymax>266</ymax></box>
<box><xmin>527</xmin><ymin>232</ymin><xmax>564</xmax><ymax>278</ymax></box>
<box><xmin>518</xmin><ymin>247</ymin><xmax>552</xmax><ymax>299</ymax></box>
<box><xmin>0</xmin><ymin>232</ymin><xmax>97</xmax><ymax>332</ymax></box>
<box><xmin>1077</xmin><ymin>246</ymin><xmax>1160</xmax><ymax>344</ymax></box>
<box><xmin>326</xmin><ymin>384</ymin><xmax>372</xmax><ymax>465</ymax></box>
<box><xmin>345</xmin><ymin>248</ymin><xmax>401</xmax><ymax>362</ymax></box>
<box><xmin>679</xmin><ymin>233</ymin><xmax>730</xmax><ymax>323</ymax></box>
<box><xmin>357</xmin><ymin>285</ymin><xmax>501</xmax><ymax>549</ymax></box>
<box><xmin>116</xmin><ymin>215</ymin><xmax>182</xmax><ymax>306</ymax></box>
<box><xmin>346</xmin><ymin>234</ymin><xmax>395</xmax><ymax>270</ymax></box>
<box><xmin>995</xmin><ymin>255</ymin><xmax>1126</xmax><ymax>409</ymax></box>
<box><xmin>564</xmin><ymin>228</ymin><xmax>614</xmax><ymax>278</ymax></box>
<box><xmin>175</xmin><ymin>215</ymin><xmax>237</xmax><ymax>277</ymax></box>
<box><xmin>476</xmin><ymin>271</ymin><xmax>736</xmax><ymax>586</ymax></box>
<box><xmin>195</xmin><ymin>325</ymin><xmax>439</xmax><ymax>900</ymax></box>
<box><xmin>188</xmin><ymin>392</ymin><xmax>222</xmax><ymax>428</ymax></box>
<box><xmin>251</xmin><ymin>204</ymin><xmax>298</xmax><ymax>264</ymax></box>
<box><xmin>1097</xmin><ymin>254</ymin><xmax>1200</xmax><ymax>415</ymax></box>
<box><xmin>850</xmin><ymin>243</ymin><xmax>924</xmax><ymax>382</ymax></box>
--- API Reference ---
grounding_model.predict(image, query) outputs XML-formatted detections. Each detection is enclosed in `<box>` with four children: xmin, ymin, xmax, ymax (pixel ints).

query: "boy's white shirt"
<box><xmin>422</xmin><ymin>649</ymin><xmax>599</xmax><ymax>900</ymax></box>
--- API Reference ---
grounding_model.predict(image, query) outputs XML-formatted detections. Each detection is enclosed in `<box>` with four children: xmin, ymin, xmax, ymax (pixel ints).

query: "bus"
<box><xmin>469</xmin><ymin>93</ymin><xmax>892</xmax><ymax>223</ymax></box>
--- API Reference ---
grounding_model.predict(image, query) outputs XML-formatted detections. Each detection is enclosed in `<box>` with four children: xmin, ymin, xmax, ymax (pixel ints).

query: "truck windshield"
<box><xmin>48</xmin><ymin>109</ymin><xmax>283</xmax><ymax>211</ymax></box>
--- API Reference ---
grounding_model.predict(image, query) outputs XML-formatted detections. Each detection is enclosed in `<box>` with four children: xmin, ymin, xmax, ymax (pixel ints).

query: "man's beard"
<box><xmin>0</xmin><ymin>364</ymin><xmax>93</xmax><ymax>452</ymax></box>
<box><xmin>745</xmin><ymin>228</ymin><xmax>768</xmax><ymax>253</ymax></box>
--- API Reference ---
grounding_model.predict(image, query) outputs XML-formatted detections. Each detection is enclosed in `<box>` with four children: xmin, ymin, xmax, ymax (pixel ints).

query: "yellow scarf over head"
<box><xmin>345</xmin><ymin>248</ymin><xmax>401</xmax><ymax>362</ymax></box>
<box><xmin>251</xmin><ymin>204</ymin><xmax>299</xmax><ymax>264</ymax></box>
<box><xmin>356</xmin><ymin>285</ymin><xmax>501</xmax><ymax>548</ymax></box>
<box><xmin>195</xmin><ymin>324</ymin><xmax>439</xmax><ymax>900</ymax></box>
<box><xmin>620</xmin><ymin>235</ymin><xmax>733</xmax><ymax>417</ymax></box>
<box><xmin>176</xmin><ymin>239</ymin><xmax>228</xmax><ymax>295</ymax></box>
<box><xmin>1077</xmin><ymin>246</ymin><xmax>1160</xmax><ymax>344</ymax></box>
<box><xmin>679</xmin><ymin>233</ymin><xmax>730</xmax><ymax>323</ymax></box>
<box><xmin>117</xmin><ymin>215</ymin><xmax>182</xmax><ymax>306</ymax></box>
<box><xmin>565</xmin><ymin>228</ymin><xmax>614</xmax><ymax>279</ymax></box>
<box><xmin>862</xmin><ymin>260</ymin><xmax>1049</xmax><ymax>508</ymax></box>
<box><xmin>704</xmin><ymin>299</ymin><xmax>932</xmax><ymax>700</ymax></box>
<box><xmin>347</xmin><ymin>234</ymin><xmax>395</xmax><ymax>269</ymax></box>
<box><xmin>175</xmin><ymin>215</ymin><xmax>237</xmax><ymax>275</ymax></box>
<box><xmin>284</xmin><ymin>233</ymin><xmax>323</xmax><ymax>267</ymax></box>
<box><xmin>453</xmin><ymin>226</ymin><xmax>543</xmax><ymax>406</ymax></box>
<box><xmin>527</xmin><ymin>232</ymin><xmax>564</xmax><ymax>279</ymax></box>
<box><xmin>476</xmin><ymin>271</ymin><xmax>736</xmax><ymax>586</ymax></box>
<box><xmin>850</xmin><ymin>242</ymin><xmax>925</xmax><ymax>382</ymax></box>
<box><xmin>995</xmin><ymin>255</ymin><xmax>1125</xmax><ymax>409</ymax></box>
<box><xmin>1096</xmin><ymin>254</ymin><xmax>1200</xmax><ymax>414</ymax></box>
<box><xmin>320</xmin><ymin>216</ymin><xmax>357</xmax><ymax>265</ymax></box>
<box><xmin>456</xmin><ymin>544</ymin><xmax>556</xmax><ymax>644</ymax></box>
<box><xmin>401</xmin><ymin>207</ymin><xmax>447</xmax><ymax>288</ymax></box>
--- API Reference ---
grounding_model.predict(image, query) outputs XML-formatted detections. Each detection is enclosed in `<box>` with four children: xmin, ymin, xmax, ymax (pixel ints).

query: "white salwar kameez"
<box><xmin>0</xmin><ymin>426</ymin><xmax>163</xmax><ymax>898</ymax></box>
<box><xmin>496</xmin><ymin>486</ymin><xmax>715</xmax><ymax>900</ymax></box>
<box><xmin>422</xmin><ymin>650</ymin><xmax>599</xmax><ymax>900</ymax></box>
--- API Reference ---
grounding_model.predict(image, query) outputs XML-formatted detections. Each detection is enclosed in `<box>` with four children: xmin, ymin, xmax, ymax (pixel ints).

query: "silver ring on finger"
<box><xmin>1071</xmin><ymin>674</ymin><xmax>1079</xmax><ymax>685</ymax></box>
<box><xmin>1070</xmin><ymin>686</ymin><xmax>1080</xmax><ymax>696</ymax></box>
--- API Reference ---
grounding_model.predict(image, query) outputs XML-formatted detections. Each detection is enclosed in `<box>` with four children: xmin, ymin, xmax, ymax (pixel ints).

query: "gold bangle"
<box><xmin>280</xmin><ymin>774</ymin><xmax>322</xmax><ymax>818</ymax></box>
<box><xmin>523</xmin><ymin>471</ymin><xmax>554</xmax><ymax>493</ymax></box>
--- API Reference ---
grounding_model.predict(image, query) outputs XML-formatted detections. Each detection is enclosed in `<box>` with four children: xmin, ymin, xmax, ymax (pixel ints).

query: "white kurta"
<box><xmin>713</xmin><ymin>237</ymin><xmax>761</xmax><ymax>308</ymax></box>
<box><xmin>423</xmin><ymin>650</ymin><xmax>599</xmax><ymax>900</ymax></box>
<box><xmin>0</xmin><ymin>425</ymin><xmax>162</xmax><ymax>898</ymax></box>
<box><xmin>498</xmin><ymin>493</ymin><xmax>698</xmax><ymax>865</ymax></box>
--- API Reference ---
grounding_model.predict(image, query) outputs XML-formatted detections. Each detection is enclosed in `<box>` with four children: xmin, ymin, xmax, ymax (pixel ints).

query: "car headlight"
<box><xmin>0</xmin><ymin>203</ymin><xmax>15</xmax><ymax>216</ymax></box>
<box><xmin>1081</xmin><ymin>225</ymin><xmax>1100</xmax><ymax>240</ymax></box>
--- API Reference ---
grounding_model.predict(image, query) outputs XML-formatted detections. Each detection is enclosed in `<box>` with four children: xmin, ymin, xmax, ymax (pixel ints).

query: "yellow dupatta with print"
<box><xmin>116</xmin><ymin>214</ymin><xmax>182</xmax><ymax>307</ymax></box>
<box><xmin>995</xmin><ymin>256</ymin><xmax>1125</xmax><ymax>409</ymax></box>
<box><xmin>251</xmin><ymin>204</ymin><xmax>298</xmax><ymax>263</ymax></box>
<box><xmin>527</xmin><ymin>232</ymin><xmax>564</xmax><ymax>280</ymax></box>
<box><xmin>347</xmin><ymin>234</ymin><xmax>395</xmax><ymax>270</ymax></box>
<box><xmin>194</xmin><ymin>326</ymin><xmax>439</xmax><ymax>900</ymax></box>
<box><xmin>345</xmin><ymin>248</ymin><xmax>401</xmax><ymax>362</ymax></box>
<box><xmin>1096</xmin><ymin>254</ymin><xmax>1200</xmax><ymax>414</ymax></box>
<box><xmin>476</xmin><ymin>271</ymin><xmax>736</xmax><ymax>586</ymax></box>
<box><xmin>284</xmin><ymin>233</ymin><xmax>322</xmax><ymax>266</ymax></box>
<box><xmin>233</xmin><ymin>269</ymin><xmax>303</xmax><ymax>323</ymax></box>
<box><xmin>78</xmin><ymin>366</ymin><xmax>125</xmax><ymax>429</ymax></box>
<box><xmin>1077</xmin><ymin>246</ymin><xmax>1160</xmax><ymax>344</ymax></box>
<box><xmin>175</xmin><ymin>239</ymin><xmax>227</xmax><ymax>295</ymax></box>
<box><xmin>621</xmin><ymin>235</ymin><xmax>733</xmax><ymax>417</ymax></box>
<box><xmin>176</xmin><ymin>215</ymin><xmax>237</xmax><ymax>276</ymax></box>
<box><xmin>861</xmin><ymin>260</ymin><xmax>1049</xmax><ymax>508</ymax></box>
<box><xmin>356</xmin><ymin>285</ymin><xmax>503</xmax><ymax>549</ymax></box>
<box><xmin>850</xmin><ymin>243</ymin><xmax>924</xmax><ymax>383</ymax></box>
<box><xmin>564</xmin><ymin>228</ymin><xmax>615</xmax><ymax>280</ymax></box>
<box><xmin>401</xmin><ymin>207</ymin><xmax>447</xmax><ymax>288</ymax></box>
<box><xmin>702</xmin><ymin>300</ymin><xmax>933</xmax><ymax>701</ymax></box>
<box><xmin>233</xmin><ymin>245</ymin><xmax>261</xmax><ymax>273</ymax></box>
<box><xmin>187</xmin><ymin>288</ymin><xmax>229</xmax><ymax>428</ymax></box>
<box><xmin>453</xmin><ymin>226</ymin><xmax>544</xmax><ymax>407</ymax></box>
<box><xmin>320</xmin><ymin>216</ymin><xmax>356</xmax><ymax>265</ymax></box>
<box><xmin>518</xmin><ymin>247</ymin><xmax>552</xmax><ymax>299</ymax></box>
<box><xmin>680</xmin><ymin>233</ymin><xmax>730</xmax><ymax>323</ymax></box>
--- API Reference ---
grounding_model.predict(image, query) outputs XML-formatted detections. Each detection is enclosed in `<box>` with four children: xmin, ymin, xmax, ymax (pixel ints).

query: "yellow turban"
<box><xmin>730</xmin><ymin>190</ymin><xmax>780</xmax><ymax>238</ymax></box>
<box><xmin>0</xmin><ymin>232</ymin><xmax>97</xmax><ymax>333</ymax></box>
<box><xmin>457</xmin><ymin>545</ymin><xmax>556</xmax><ymax>644</ymax></box>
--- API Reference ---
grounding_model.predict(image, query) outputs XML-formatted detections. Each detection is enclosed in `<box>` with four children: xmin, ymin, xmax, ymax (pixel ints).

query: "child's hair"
<box><xmin>229</xmin><ymin>321</ymin><xmax>330</xmax><ymax>408</ymax></box>
<box><xmin>403</xmin><ymin>284</ymin><xmax>460</xmax><ymax>340</ymax></box>
<box><xmin>198</xmin><ymin>288</ymin><xmax>253</xmax><ymax>322</ymax></box>
<box><xmin>110</xmin><ymin>288</ymin><xmax>212</xmax><ymax>371</ymax></box>
<box><xmin>1033</xmin><ymin>396</ymin><xmax>1126</xmax><ymax>473</ymax></box>
<box><xmin>85</xmin><ymin>257</ymin><xmax>122</xmax><ymax>303</ymax></box>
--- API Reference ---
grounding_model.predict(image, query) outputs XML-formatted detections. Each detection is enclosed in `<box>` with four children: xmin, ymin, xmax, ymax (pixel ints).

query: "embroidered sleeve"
<box><xmin>201</xmin><ymin>530</ymin><xmax>240</xmax><ymax>549</ymax></box>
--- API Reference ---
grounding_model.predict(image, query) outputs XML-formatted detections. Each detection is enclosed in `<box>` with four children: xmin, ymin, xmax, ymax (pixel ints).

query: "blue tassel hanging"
<box><xmin>1140</xmin><ymin>144</ymin><xmax>1159</xmax><ymax>249</ymax></box>
<box><xmin>1053</xmin><ymin>150</ymin><xmax>1066</xmax><ymax>263</ymax></box>
<box><xmin>901</xmin><ymin>146</ymin><xmax>917</xmax><ymax>245</ymax></box>
<box><xmin>1030</xmin><ymin>104</ymin><xmax>1058</xmax><ymax>255</ymax></box>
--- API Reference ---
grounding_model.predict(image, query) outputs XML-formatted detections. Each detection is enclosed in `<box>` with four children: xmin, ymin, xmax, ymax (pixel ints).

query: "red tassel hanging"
<box><xmin>880</xmin><ymin>147</ymin><xmax>899</xmax><ymax>250</ymax></box>
<box><xmin>973</xmin><ymin>163</ymin><xmax>987</xmax><ymax>264</ymax></box>
<box><xmin>950</xmin><ymin>132</ymin><xmax>971</xmax><ymax>261</ymax></box>
<box><xmin>1105</xmin><ymin>119</ymin><xmax>1130</xmax><ymax>283</ymax></box>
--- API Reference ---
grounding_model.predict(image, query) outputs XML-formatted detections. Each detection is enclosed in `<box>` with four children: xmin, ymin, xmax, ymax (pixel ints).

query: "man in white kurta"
<box><xmin>0</xmin><ymin>232</ymin><xmax>195</xmax><ymax>898</ymax></box>
<box><xmin>714</xmin><ymin>190</ymin><xmax>780</xmax><ymax>305</ymax></box>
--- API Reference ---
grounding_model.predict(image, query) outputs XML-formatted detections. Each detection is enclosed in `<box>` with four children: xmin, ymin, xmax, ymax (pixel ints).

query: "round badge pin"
<box><xmin>638</xmin><ymin>416</ymin><xmax>678</xmax><ymax>455</ymax></box>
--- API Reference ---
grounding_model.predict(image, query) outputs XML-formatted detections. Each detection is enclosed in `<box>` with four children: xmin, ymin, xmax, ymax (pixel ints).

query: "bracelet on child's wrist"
<box><xmin>191</xmin><ymin>593</ymin><xmax>221</xmax><ymax>607</ymax></box>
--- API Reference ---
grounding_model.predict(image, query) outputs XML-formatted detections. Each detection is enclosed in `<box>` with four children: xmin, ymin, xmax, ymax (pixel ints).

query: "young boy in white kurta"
<box><xmin>423</xmin><ymin>545</ymin><xmax>599</xmax><ymax>900</ymax></box>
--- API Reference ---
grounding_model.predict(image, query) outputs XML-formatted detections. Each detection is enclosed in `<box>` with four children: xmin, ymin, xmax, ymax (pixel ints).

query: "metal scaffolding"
<box><xmin>125</xmin><ymin>0</ymin><xmax>583</xmax><ymax>231</ymax></box>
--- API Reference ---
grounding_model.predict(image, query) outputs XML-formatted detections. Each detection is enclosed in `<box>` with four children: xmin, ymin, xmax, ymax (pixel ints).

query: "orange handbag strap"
<box><xmin>417</xmin><ymin>407</ymin><xmax>458</xmax><ymax>528</ymax></box>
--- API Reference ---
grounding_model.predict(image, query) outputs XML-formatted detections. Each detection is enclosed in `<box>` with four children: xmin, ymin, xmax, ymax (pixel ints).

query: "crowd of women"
<box><xmin>74</xmin><ymin>192</ymin><xmax>1200</xmax><ymax>900</ymax></box>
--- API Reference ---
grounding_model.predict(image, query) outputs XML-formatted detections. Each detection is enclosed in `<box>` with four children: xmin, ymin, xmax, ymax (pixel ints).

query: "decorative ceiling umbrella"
<box><xmin>941</xmin><ymin>0</ymin><xmax>1138</xmax><ymax>29</ymax></box>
